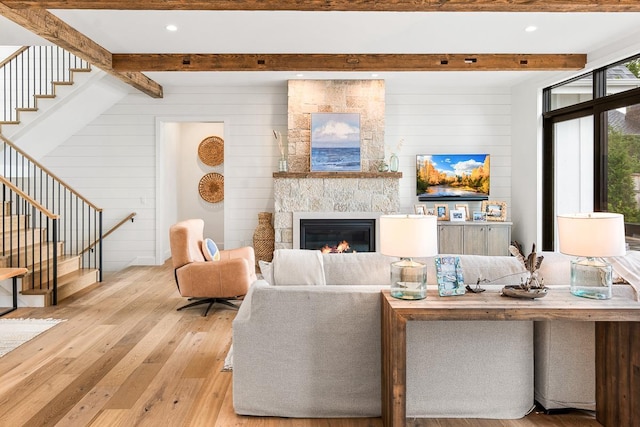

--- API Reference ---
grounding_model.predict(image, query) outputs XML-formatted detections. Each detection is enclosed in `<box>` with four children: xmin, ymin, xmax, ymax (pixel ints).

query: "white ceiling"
<box><xmin>2</xmin><ymin>10</ymin><xmax>640</xmax><ymax>88</ymax></box>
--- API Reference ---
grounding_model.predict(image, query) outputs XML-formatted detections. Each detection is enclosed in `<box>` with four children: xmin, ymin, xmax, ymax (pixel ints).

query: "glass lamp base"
<box><xmin>390</xmin><ymin>259</ymin><xmax>427</xmax><ymax>300</ymax></box>
<box><xmin>570</xmin><ymin>257</ymin><xmax>612</xmax><ymax>300</ymax></box>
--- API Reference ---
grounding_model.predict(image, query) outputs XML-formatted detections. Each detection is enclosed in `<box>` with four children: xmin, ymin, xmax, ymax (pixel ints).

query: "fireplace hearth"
<box><xmin>300</xmin><ymin>218</ymin><xmax>376</xmax><ymax>252</ymax></box>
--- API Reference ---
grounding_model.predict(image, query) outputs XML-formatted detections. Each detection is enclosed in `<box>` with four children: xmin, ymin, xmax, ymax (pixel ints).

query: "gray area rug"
<box><xmin>0</xmin><ymin>318</ymin><xmax>65</xmax><ymax>357</ymax></box>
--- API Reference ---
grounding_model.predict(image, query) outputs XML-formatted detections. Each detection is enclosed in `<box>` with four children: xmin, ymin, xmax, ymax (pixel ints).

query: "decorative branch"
<box><xmin>273</xmin><ymin>130</ymin><xmax>285</xmax><ymax>158</ymax></box>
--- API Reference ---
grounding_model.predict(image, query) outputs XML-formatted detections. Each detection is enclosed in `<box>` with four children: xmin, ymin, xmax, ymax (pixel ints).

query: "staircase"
<box><xmin>0</xmin><ymin>46</ymin><xmax>103</xmax><ymax>306</ymax></box>
<box><xmin>0</xmin><ymin>170</ymin><xmax>101</xmax><ymax>306</ymax></box>
<box><xmin>0</xmin><ymin>46</ymin><xmax>91</xmax><ymax>126</ymax></box>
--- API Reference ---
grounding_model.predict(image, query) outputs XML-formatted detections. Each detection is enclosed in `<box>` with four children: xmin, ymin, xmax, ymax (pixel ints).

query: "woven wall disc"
<box><xmin>198</xmin><ymin>136</ymin><xmax>224</xmax><ymax>166</ymax></box>
<box><xmin>198</xmin><ymin>173</ymin><xmax>224</xmax><ymax>203</ymax></box>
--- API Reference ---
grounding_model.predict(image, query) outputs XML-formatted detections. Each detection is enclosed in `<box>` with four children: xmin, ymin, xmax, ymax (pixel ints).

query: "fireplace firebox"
<box><xmin>300</xmin><ymin>219</ymin><xmax>375</xmax><ymax>253</ymax></box>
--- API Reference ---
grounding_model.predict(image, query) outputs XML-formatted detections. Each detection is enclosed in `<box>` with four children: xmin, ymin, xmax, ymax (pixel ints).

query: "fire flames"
<box><xmin>320</xmin><ymin>240</ymin><xmax>354</xmax><ymax>254</ymax></box>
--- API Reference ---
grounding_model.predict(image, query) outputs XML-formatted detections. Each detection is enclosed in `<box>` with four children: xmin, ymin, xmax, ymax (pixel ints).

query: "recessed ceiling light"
<box><xmin>525</xmin><ymin>25</ymin><xmax>537</xmax><ymax>32</ymax></box>
<box><xmin>296</xmin><ymin>73</ymin><xmax>304</xmax><ymax>77</ymax></box>
<box><xmin>166</xmin><ymin>24</ymin><xmax>178</xmax><ymax>32</ymax></box>
<box><xmin>371</xmin><ymin>73</ymin><xmax>379</xmax><ymax>77</ymax></box>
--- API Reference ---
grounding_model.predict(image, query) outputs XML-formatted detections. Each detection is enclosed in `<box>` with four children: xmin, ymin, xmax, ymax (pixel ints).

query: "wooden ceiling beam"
<box><xmin>3</xmin><ymin>0</ymin><xmax>640</xmax><ymax>12</ymax></box>
<box><xmin>112</xmin><ymin>53</ymin><xmax>587</xmax><ymax>72</ymax></box>
<box><xmin>0</xmin><ymin>3</ymin><xmax>163</xmax><ymax>98</ymax></box>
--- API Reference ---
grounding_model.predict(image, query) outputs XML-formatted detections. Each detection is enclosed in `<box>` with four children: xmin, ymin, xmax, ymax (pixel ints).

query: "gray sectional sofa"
<box><xmin>232</xmin><ymin>249</ymin><xmax>639</xmax><ymax>418</ymax></box>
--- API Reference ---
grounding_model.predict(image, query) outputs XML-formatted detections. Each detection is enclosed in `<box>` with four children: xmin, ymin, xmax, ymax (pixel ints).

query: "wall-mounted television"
<box><xmin>416</xmin><ymin>154</ymin><xmax>490</xmax><ymax>201</ymax></box>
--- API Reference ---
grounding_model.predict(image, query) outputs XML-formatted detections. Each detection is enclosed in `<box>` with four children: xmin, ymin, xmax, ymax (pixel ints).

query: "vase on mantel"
<box><xmin>253</xmin><ymin>212</ymin><xmax>275</xmax><ymax>268</ymax></box>
<box><xmin>389</xmin><ymin>153</ymin><xmax>399</xmax><ymax>172</ymax></box>
<box><xmin>278</xmin><ymin>157</ymin><xmax>288</xmax><ymax>172</ymax></box>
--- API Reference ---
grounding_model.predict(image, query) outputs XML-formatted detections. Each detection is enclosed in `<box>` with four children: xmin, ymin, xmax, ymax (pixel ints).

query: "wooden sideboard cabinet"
<box><xmin>438</xmin><ymin>222</ymin><xmax>512</xmax><ymax>255</ymax></box>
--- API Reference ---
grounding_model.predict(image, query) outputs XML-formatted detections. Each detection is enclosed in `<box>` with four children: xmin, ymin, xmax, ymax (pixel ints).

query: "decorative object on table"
<box><xmin>434</xmin><ymin>203</ymin><xmax>449</xmax><ymax>221</ymax></box>
<box><xmin>380</xmin><ymin>214</ymin><xmax>438</xmax><ymax>300</ymax></box>
<box><xmin>481</xmin><ymin>200</ymin><xmax>507</xmax><ymax>222</ymax></box>
<box><xmin>273</xmin><ymin>130</ymin><xmax>288</xmax><ymax>172</ymax></box>
<box><xmin>310</xmin><ymin>113</ymin><xmax>361</xmax><ymax>172</ymax></box>
<box><xmin>557</xmin><ymin>212</ymin><xmax>626</xmax><ymax>300</ymax></box>
<box><xmin>501</xmin><ymin>241</ymin><xmax>548</xmax><ymax>299</ymax></box>
<box><xmin>465</xmin><ymin>280</ymin><xmax>487</xmax><ymax>293</ymax></box>
<box><xmin>414</xmin><ymin>204</ymin><xmax>426</xmax><ymax>215</ymax></box>
<box><xmin>198</xmin><ymin>135</ymin><xmax>224</xmax><ymax>166</ymax></box>
<box><xmin>253</xmin><ymin>212</ymin><xmax>275</xmax><ymax>267</ymax></box>
<box><xmin>472</xmin><ymin>211</ymin><xmax>487</xmax><ymax>222</ymax></box>
<box><xmin>198</xmin><ymin>172</ymin><xmax>224</xmax><ymax>203</ymax></box>
<box><xmin>455</xmin><ymin>203</ymin><xmax>470</xmax><ymax>220</ymax></box>
<box><xmin>450</xmin><ymin>209</ymin><xmax>466</xmax><ymax>222</ymax></box>
<box><xmin>435</xmin><ymin>256</ymin><xmax>465</xmax><ymax>296</ymax></box>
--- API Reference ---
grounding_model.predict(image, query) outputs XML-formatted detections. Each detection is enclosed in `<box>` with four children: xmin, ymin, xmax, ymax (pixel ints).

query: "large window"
<box><xmin>543</xmin><ymin>55</ymin><xmax>640</xmax><ymax>251</ymax></box>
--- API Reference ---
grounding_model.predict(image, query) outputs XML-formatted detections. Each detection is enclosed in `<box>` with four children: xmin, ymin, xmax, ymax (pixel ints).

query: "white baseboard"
<box><xmin>128</xmin><ymin>256</ymin><xmax>158</xmax><ymax>266</ymax></box>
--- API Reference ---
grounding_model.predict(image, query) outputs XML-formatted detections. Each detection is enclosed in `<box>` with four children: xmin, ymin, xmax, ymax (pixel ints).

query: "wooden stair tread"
<box><xmin>21</xmin><ymin>268</ymin><xmax>98</xmax><ymax>296</ymax></box>
<box><xmin>22</xmin><ymin>255</ymin><xmax>80</xmax><ymax>274</ymax></box>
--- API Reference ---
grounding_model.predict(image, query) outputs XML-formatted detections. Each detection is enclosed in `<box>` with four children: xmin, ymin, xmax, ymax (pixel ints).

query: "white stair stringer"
<box><xmin>2</xmin><ymin>68</ymin><xmax>130</xmax><ymax>160</ymax></box>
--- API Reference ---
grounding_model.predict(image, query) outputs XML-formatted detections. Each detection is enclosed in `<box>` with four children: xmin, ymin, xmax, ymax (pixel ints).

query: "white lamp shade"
<box><xmin>557</xmin><ymin>212</ymin><xmax>626</xmax><ymax>257</ymax></box>
<box><xmin>380</xmin><ymin>214</ymin><xmax>438</xmax><ymax>258</ymax></box>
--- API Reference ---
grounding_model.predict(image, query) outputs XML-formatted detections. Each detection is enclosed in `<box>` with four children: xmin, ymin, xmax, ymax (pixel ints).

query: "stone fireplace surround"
<box><xmin>274</xmin><ymin>80</ymin><xmax>398</xmax><ymax>249</ymax></box>
<box><xmin>273</xmin><ymin>173</ymin><xmax>401</xmax><ymax>249</ymax></box>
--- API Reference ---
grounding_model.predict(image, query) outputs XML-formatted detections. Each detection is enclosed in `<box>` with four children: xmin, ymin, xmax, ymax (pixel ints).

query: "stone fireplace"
<box><xmin>273</xmin><ymin>174</ymin><xmax>400</xmax><ymax>249</ymax></box>
<box><xmin>273</xmin><ymin>79</ymin><xmax>400</xmax><ymax>249</ymax></box>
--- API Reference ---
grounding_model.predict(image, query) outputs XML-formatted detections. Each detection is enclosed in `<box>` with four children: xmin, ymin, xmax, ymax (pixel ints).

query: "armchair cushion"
<box><xmin>202</xmin><ymin>238</ymin><xmax>221</xmax><ymax>261</ymax></box>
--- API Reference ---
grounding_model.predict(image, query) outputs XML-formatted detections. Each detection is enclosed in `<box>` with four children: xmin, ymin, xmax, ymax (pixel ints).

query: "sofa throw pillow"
<box><xmin>258</xmin><ymin>260</ymin><xmax>274</xmax><ymax>284</ymax></box>
<box><xmin>272</xmin><ymin>249</ymin><xmax>326</xmax><ymax>286</ymax></box>
<box><xmin>201</xmin><ymin>238</ymin><xmax>221</xmax><ymax>261</ymax></box>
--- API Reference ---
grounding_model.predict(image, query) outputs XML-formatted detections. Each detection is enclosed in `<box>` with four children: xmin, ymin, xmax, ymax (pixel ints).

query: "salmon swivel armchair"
<box><xmin>169</xmin><ymin>219</ymin><xmax>257</xmax><ymax>316</ymax></box>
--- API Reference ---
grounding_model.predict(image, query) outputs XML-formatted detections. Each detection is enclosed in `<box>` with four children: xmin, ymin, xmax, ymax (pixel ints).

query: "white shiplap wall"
<box><xmin>385</xmin><ymin>82</ymin><xmax>512</xmax><ymax>217</ymax></box>
<box><xmin>41</xmin><ymin>80</ymin><xmax>511</xmax><ymax>271</ymax></box>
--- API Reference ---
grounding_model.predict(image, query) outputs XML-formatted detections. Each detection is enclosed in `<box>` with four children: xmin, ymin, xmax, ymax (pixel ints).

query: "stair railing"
<box><xmin>0</xmin><ymin>176</ymin><xmax>60</xmax><ymax>304</ymax></box>
<box><xmin>0</xmin><ymin>134</ymin><xmax>102</xmax><ymax>301</ymax></box>
<box><xmin>80</xmin><ymin>212</ymin><xmax>135</xmax><ymax>256</ymax></box>
<box><xmin>1</xmin><ymin>45</ymin><xmax>91</xmax><ymax>123</ymax></box>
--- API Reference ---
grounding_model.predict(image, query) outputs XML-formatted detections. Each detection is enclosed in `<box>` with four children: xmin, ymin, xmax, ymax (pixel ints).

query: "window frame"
<box><xmin>542</xmin><ymin>54</ymin><xmax>640</xmax><ymax>250</ymax></box>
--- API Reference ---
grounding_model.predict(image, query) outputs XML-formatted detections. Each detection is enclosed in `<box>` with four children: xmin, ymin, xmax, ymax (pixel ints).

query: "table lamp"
<box><xmin>557</xmin><ymin>212</ymin><xmax>626</xmax><ymax>299</ymax></box>
<box><xmin>380</xmin><ymin>214</ymin><xmax>438</xmax><ymax>300</ymax></box>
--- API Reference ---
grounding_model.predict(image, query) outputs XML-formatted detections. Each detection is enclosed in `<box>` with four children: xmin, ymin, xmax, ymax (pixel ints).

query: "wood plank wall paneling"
<box><xmin>385</xmin><ymin>83</ymin><xmax>512</xmax><ymax>217</ymax></box>
<box><xmin>42</xmin><ymin>81</ymin><xmax>512</xmax><ymax>271</ymax></box>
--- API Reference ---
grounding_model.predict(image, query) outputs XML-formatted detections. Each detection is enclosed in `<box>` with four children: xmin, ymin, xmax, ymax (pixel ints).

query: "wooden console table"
<box><xmin>0</xmin><ymin>268</ymin><xmax>28</xmax><ymax>316</ymax></box>
<box><xmin>381</xmin><ymin>289</ymin><xmax>640</xmax><ymax>427</ymax></box>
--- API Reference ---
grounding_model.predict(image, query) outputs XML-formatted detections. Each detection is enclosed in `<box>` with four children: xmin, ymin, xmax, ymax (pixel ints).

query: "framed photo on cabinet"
<box><xmin>450</xmin><ymin>209</ymin><xmax>466</xmax><ymax>222</ymax></box>
<box><xmin>481</xmin><ymin>200</ymin><xmax>507</xmax><ymax>222</ymax></box>
<box><xmin>434</xmin><ymin>204</ymin><xmax>449</xmax><ymax>221</ymax></box>
<box><xmin>455</xmin><ymin>203</ymin><xmax>470</xmax><ymax>220</ymax></box>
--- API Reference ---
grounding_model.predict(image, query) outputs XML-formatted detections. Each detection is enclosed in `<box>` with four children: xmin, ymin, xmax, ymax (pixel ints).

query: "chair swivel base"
<box><xmin>177</xmin><ymin>297</ymin><xmax>240</xmax><ymax>317</ymax></box>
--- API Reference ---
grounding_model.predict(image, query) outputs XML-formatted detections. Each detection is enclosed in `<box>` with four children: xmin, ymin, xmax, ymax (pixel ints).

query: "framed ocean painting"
<box><xmin>310</xmin><ymin>113</ymin><xmax>361</xmax><ymax>172</ymax></box>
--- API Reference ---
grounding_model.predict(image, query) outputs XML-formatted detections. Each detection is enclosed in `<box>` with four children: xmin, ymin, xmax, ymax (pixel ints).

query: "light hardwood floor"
<box><xmin>0</xmin><ymin>261</ymin><xmax>601</xmax><ymax>427</ymax></box>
